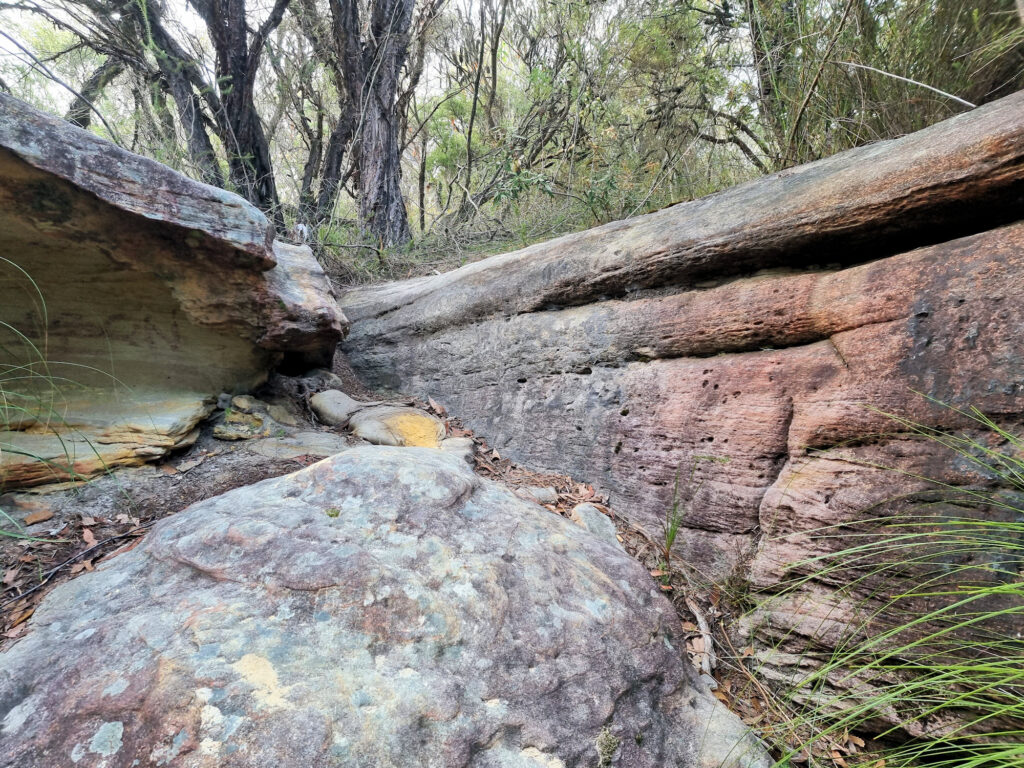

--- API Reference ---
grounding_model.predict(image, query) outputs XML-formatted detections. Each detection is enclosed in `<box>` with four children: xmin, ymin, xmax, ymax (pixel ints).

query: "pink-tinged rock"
<box><xmin>337</xmin><ymin>94</ymin><xmax>1024</xmax><ymax>733</ymax></box>
<box><xmin>0</xmin><ymin>447</ymin><xmax>769</xmax><ymax>768</ymax></box>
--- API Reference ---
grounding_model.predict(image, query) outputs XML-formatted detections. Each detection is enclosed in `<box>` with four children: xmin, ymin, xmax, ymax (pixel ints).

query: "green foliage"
<box><xmin>753</xmin><ymin>403</ymin><xmax>1024</xmax><ymax>767</ymax></box>
<box><xmin>3</xmin><ymin>0</ymin><xmax>1021</xmax><ymax>277</ymax></box>
<box><xmin>662</xmin><ymin>455</ymin><xmax>730</xmax><ymax>574</ymax></box>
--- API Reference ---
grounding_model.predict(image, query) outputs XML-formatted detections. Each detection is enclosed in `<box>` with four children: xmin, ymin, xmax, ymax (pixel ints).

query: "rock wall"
<box><xmin>340</xmin><ymin>91</ymin><xmax>1024</xmax><ymax>583</ymax></box>
<box><xmin>339</xmin><ymin>94</ymin><xmax>1024</xmax><ymax>726</ymax></box>
<box><xmin>0</xmin><ymin>94</ymin><xmax>345</xmax><ymax>488</ymax></box>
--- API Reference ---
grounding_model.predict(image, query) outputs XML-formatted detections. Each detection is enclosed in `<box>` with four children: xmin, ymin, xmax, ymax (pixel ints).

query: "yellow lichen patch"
<box><xmin>521</xmin><ymin>747</ymin><xmax>566</xmax><ymax>768</ymax></box>
<box><xmin>231</xmin><ymin>654</ymin><xmax>292</xmax><ymax>710</ymax></box>
<box><xmin>381</xmin><ymin>411</ymin><xmax>443</xmax><ymax>447</ymax></box>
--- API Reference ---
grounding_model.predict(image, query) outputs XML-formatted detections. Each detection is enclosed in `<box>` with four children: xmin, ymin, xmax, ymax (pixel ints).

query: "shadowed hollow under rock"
<box><xmin>0</xmin><ymin>93</ymin><xmax>346</xmax><ymax>489</ymax></box>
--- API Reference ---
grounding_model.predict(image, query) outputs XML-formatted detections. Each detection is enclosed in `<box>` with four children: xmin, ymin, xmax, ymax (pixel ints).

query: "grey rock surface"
<box><xmin>0</xmin><ymin>447</ymin><xmax>769</xmax><ymax>768</ymax></box>
<box><xmin>570</xmin><ymin>503</ymin><xmax>622</xmax><ymax>550</ymax></box>
<box><xmin>440</xmin><ymin>436</ymin><xmax>477</xmax><ymax>464</ymax></box>
<box><xmin>310</xmin><ymin>389</ymin><xmax>365</xmax><ymax>426</ymax></box>
<box><xmin>518</xmin><ymin>486</ymin><xmax>559</xmax><ymax>505</ymax></box>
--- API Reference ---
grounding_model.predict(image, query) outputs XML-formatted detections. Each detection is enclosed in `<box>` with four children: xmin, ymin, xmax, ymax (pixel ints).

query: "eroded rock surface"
<box><xmin>0</xmin><ymin>447</ymin><xmax>768</xmax><ymax>768</ymax></box>
<box><xmin>337</xmin><ymin>94</ymin><xmax>1024</xmax><ymax>732</ymax></box>
<box><xmin>0</xmin><ymin>94</ymin><xmax>346</xmax><ymax>488</ymax></box>
<box><xmin>339</xmin><ymin>93</ymin><xmax>1024</xmax><ymax>581</ymax></box>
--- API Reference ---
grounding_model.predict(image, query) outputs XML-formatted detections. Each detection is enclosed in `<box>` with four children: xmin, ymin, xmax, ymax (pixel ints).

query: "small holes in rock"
<box><xmin>517</xmin><ymin>377</ymin><xmax>527</xmax><ymax>384</ymax></box>
<box><xmin>614</xmin><ymin>441</ymin><xmax>622</xmax><ymax>454</ymax></box>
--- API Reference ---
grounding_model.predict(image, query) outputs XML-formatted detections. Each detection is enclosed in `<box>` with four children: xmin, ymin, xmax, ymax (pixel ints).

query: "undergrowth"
<box><xmin>748</xmin><ymin>404</ymin><xmax>1024</xmax><ymax>768</ymax></box>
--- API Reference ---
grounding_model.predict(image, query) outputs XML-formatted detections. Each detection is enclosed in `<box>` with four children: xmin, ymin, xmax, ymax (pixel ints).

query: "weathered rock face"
<box><xmin>0</xmin><ymin>447</ymin><xmax>768</xmax><ymax>768</ymax></box>
<box><xmin>338</xmin><ymin>93</ymin><xmax>1024</xmax><ymax>732</ymax></box>
<box><xmin>0</xmin><ymin>94</ymin><xmax>346</xmax><ymax>488</ymax></box>
<box><xmin>339</xmin><ymin>92</ymin><xmax>1024</xmax><ymax>584</ymax></box>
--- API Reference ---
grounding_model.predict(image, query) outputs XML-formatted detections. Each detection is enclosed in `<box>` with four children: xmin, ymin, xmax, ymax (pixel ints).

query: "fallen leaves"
<box><xmin>2</xmin><ymin>507</ymin><xmax>155</xmax><ymax>649</ymax></box>
<box><xmin>22</xmin><ymin>509</ymin><xmax>54</xmax><ymax>526</ymax></box>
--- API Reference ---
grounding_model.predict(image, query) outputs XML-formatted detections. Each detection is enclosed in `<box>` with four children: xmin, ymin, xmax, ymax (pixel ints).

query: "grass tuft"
<box><xmin>751</xmin><ymin>403</ymin><xmax>1024</xmax><ymax>767</ymax></box>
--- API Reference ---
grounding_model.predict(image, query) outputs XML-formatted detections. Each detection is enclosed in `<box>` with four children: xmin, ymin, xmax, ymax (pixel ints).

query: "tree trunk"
<box><xmin>188</xmin><ymin>0</ymin><xmax>290</xmax><ymax>231</ymax></box>
<box><xmin>359</xmin><ymin>94</ymin><xmax>412</xmax><ymax>246</ymax></box>
<box><xmin>328</xmin><ymin>0</ymin><xmax>415</xmax><ymax>248</ymax></box>
<box><xmin>65</xmin><ymin>57</ymin><xmax>124</xmax><ymax>129</ymax></box>
<box><xmin>315</xmin><ymin>107</ymin><xmax>357</xmax><ymax>223</ymax></box>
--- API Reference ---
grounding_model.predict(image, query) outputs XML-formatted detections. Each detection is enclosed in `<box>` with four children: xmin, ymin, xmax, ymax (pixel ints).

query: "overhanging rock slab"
<box><xmin>0</xmin><ymin>94</ymin><xmax>346</xmax><ymax>489</ymax></box>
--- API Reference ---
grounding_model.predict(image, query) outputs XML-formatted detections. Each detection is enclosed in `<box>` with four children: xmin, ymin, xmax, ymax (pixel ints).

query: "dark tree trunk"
<box><xmin>315</xmin><ymin>107</ymin><xmax>357</xmax><ymax>223</ymax></box>
<box><xmin>359</xmin><ymin>94</ymin><xmax>412</xmax><ymax>245</ymax></box>
<box><xmin>188</xmin><ymin>0</ymin><xmax>290</xmax><ymax>231</ymax></box>
<box><xmin>134</xmin><ymin>1</ymin><xmax>225</xmax><ymax>187</ymax></box>
<box><xmin>65</xmin><ymin>57</ymin><xmax>124</xmax><ymax>129</ymax></box>
<box><xmin>328</xmin><ymin>0</ymin><xmax>415</xmax><ymax>248</ymax></box>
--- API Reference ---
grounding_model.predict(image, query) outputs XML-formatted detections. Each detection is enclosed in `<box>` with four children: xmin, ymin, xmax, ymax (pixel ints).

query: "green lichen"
<box><xmin>325</xmin><ymin>507</ymin><xmax>341</xmax><ymax>518</ymax></box>
<box><xmin>596</xmin><ymin>727</ymin><xmax>620</xmax><ymax>767</ymax></box>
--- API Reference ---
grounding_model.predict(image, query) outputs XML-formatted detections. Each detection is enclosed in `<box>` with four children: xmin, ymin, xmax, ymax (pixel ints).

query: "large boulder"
<box><xmin>337</xmin><ymin>94</ymin><xmax>1024</xmax><ymax>731</ymax></box>
<box><xmin>339</xmin><ymin>91</ymin><xmax>1024</xmax><ymax>581</ymax></box>
<box><xmin>0</xmin><ymin>447</ymin><xmax>768</xmax><ymax>768</ymax></box>
<box><xmin>0</xmin><ymin>94</ymin><xmax>346</xmax><ymax>489</ymax></box>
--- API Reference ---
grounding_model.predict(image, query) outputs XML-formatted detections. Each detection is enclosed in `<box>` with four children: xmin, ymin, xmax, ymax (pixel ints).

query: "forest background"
<box><xmin>1</xmin><ymin>0</ymin><xmax>1022</xmax><ymax>282</ymax></box>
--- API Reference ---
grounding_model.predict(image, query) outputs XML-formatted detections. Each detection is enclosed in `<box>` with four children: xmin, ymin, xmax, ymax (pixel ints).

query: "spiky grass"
<box><xmin>752</xmin><ymin>404</ymin><xmax>1024</xmax><ymax>768</ymax></box>
<box><xmin>0</xmin><ymin>257</ymin><xmax>116</xmax><ymax>514</ymax></box>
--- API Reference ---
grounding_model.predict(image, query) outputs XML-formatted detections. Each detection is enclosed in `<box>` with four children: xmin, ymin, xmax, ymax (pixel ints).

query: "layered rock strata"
<box><xmin>339</xmin><ymin>93</ymin><xmax>1024</xmax><ymax>730</ymax></box>
<box><xmin>0</xmin><ymin>94</ymin><xmax>346</xmax><ymax>488</ymax></box>
<box><xmin>340</xmin><ymin>91</ymin><xmax>1024</xmax><ymax>582</ymax></box>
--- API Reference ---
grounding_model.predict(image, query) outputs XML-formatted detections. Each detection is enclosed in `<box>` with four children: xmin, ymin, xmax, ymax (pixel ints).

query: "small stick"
<box><xmin>684</xmin><ymin>594</ymin><xmax>717</xmax><ymax>674</ymax></box>
<box><xmin>0</xmin><ymin>522</ymin><xmax>155</xmax><ymax>610</ymax></box>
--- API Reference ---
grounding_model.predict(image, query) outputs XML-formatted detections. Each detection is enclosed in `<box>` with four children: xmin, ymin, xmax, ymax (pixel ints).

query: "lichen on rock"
<box><xmin>0</xmin><ymin>446</ymin><xmax>769</xmax><ymax>768</ymax></box>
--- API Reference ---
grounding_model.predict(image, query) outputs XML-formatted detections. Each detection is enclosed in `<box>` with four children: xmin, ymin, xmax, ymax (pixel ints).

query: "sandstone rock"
<box><xmin>517</xmin><ymin>486</ymin><xmax>559</xmax><ymax>505</ymax></box>
<box><xmin>0</xmin><ymin>447</ymin><xmax>769</xmax><ymax>768</ymax></box>
<box><xmin>230</xmin><ymin>396</ymin><xmax>263</xmax><ymax>414</ymax></box>
<box><xmin>348</xmin><ymin>405</ymin><xmax>445</xmax><ymax>447</ymax></box>
<box><xmin>341</xmin><ymin>91</ymin><xmax>1024</xmax><ymax>342</ymax></box>
<box><xmin>570</xmin><ymin>503</ymin><xmax>621</xmax><ymax>550</ymax></box>
<box><xmin>309</xmin><ymin>390</ymin><xmax>364</xmax><ymax>426</ymax></box>
<box><xmin>336</xmin><ymin>94</ymin><xmax>1024</xmax><ymax>729</ymax></box>
<box><xmin>265</xmin><ymin>404</ymin><xmax>300</xmax><ymax>427</ymax></box>
<box><xmin>0</xmin><ymin>93</ymin><xmax>346</xmax><ymax>490</ymax></box>
<box><xmin>212</xmin><ymin>410</ymin><xmax>268</xmax><ymax>441</ymax></box>
<box><xmin>298</xmin><ymin>368</ymin><xmax>345</xmax><ymax>392</ymax></box>
<box><xmin>439</xmin><ymin>436</ymin><xmax>476</xmax><ymax>464</ymax></box>
<box><xmin>340</xmin><ymin>94</ymin><xmax>1024</xmax><ymax>580</ymax></box>
<box><xmin>248</xmin><ymin>430</ymin><xmax>351</xmax><ymax>460</ymax></box>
